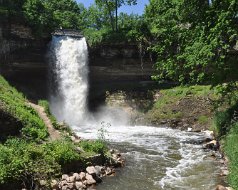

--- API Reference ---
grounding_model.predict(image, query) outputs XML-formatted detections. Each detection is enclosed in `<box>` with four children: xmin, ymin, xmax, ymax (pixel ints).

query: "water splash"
<box><xmin>49</xmin><ymin>36</ymin><xmax>88</xmax><ymax>126</ymax></box>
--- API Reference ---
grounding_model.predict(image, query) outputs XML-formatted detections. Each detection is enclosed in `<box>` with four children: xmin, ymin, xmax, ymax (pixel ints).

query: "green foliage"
<box><xmin>0</xmin><ymin>138</ymin><xmax>61</xmax><ymax>187</ymax></box>
<box><xmin>23</xmin><ymin>0</ymin><xmax>85</xmax><ymax>36</ymax></box>
<box><xmin>0</xmin><ymin>76</ymin><xmax>48</xmax><ymax>141</ymax></box>
<box><xmin>224</xmin><ymin>122</ymin><xmax>238</xmax><ymax>190</ymax></box>
<box><xmin>38</xmin><ymin>100</ymin><xmax>60</xmax><ymax>130</ymax></box>
<box><xmin>145</xmin><ymin>85</ymin><xmax>216</xmax><ymax>125</ymax></box>
<box><xmin>43</xmin><ymin>140</ymin><xmax>80</xmax><ymax>165</ymax></box>
<box><xmin>146</xmin><ymin>0</ymin><xmax>238</xmax><ymax>85</ymax></box>
<box><xmin>213</xmin><ymin>99</ymin><xmax>238</xmax><ymax>136</ymax></box>
<box><xmin>79</xmin><ymin>140</ymin><xmax>108</xmax><ymax>154</ymax></box>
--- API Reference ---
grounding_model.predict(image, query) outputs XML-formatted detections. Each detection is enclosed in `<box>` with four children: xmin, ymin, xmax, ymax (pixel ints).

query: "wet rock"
<box><xmin>95</xmin><ymin>165</ymin><xmax>104</xmax><ymax>176</ymax></box>
<box><xmin>203</xmin><ymin>140</ymin><xmax>219</xmax><ymax>151</ymax></box>
<box><xmin>86</xmin><ymin>166</ymin><xmax>97</xmax><ymax>175</ymax></box>
<box><xmin>85</xmin><ymin>173</ymin><xmax>96</xmax><ymax>185</ymax></box>
<box><xmin>203</xmin><ymin>130</ymin><xmax>215</xmax><ymax>140</ymax></box>
<box><xmin>215</xmin><ymin>185</ymin><xmax>228</xmax><ymax>190</ymax></box>
<box><xmin>105</xmin><ymin>167</ymin><xmax>112</xmax><ymax>175</ymax></box>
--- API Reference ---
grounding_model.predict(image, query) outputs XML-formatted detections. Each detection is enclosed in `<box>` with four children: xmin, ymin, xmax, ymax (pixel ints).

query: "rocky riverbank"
<box><xmin>36</xmin><ymin>150</ymin><xmax>125</xmax><ymax>190</ymax></box>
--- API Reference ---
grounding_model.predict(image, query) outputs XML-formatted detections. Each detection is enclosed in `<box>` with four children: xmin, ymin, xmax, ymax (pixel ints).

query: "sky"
<box><xmin>76</xmin><ymin>0</ymin><xmax>149</xmax><ymax>15</ymax></box>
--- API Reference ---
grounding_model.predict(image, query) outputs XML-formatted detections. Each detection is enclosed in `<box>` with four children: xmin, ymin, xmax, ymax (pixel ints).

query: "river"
<box><xmin>75</xmin><ymin>125</ymin><xmax>221</xmax><ymax>190</ymax></box>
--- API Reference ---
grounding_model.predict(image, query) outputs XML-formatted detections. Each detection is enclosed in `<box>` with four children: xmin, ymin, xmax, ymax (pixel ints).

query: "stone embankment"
<box><xmin>37</xmin><ymin>150</ymin><xmax>125</xmax><ymax>190</ymax></box>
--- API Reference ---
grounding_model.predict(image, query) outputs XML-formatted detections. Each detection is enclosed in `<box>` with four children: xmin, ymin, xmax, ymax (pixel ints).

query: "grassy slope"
<box><xmin>214</xmin><ymin>101</ymin><xmax>238</xmax><ymax>190</ymax></box>
<box><xmin>145</xmin><ymin>85</ymin><xmax>218</xmax><ymax>130</ymax></box>
<box><xmin>0</xmin><ymin>75</ymin><xmax>48</xmax><ymax>141</ymax></box>
<box><xmin>0</xmin><ymin>75</ymin><xmax>108</xmax><ymax>189</ymax></box>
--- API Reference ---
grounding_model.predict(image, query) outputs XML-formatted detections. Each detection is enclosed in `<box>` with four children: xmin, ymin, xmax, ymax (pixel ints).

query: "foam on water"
<box><xmin>76</xmin><ymin>124</ymin><xmax>220</xmax><ymax>190</ymax></box>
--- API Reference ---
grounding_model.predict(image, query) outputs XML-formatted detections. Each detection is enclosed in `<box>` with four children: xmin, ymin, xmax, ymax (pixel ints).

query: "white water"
<box><xmin>49</xmin><ymin>36</ymin><xmax>220</xmax><ymax>190</ymax></box>
<box><xmin>75</xmin><ymin>125</ymin><xmax>220</xmax><ymax>190</ymax></box>
<box><xmin>49</xmin><ymin>36</ymin><xmax>88</xmax><ymax>125</ymax></box>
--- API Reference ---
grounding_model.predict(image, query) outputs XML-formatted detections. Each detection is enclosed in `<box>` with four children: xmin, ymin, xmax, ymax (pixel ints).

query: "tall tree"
<box><xmin>95</xmin><ymin>0</ymin><xmax>137</xmax><ymax>31</ymax></box>
<box><xmin>145</xmin><ymin>0</ymin><xmax>238</xmax><ymax>85</ymax></box>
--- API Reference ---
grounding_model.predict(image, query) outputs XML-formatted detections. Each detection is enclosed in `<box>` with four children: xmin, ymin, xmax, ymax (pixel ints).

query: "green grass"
<box><xmin>154</xmin><ymin>85</ymin><xmax>215</xmax><ymax>109</ymax></box>
<box><xmin>38</xmin><ymin>100</ymin><xmax>60</xmax><ymax>129</ymax></box>
<box><xmin>224</xmin><ymin>122</ymin><xmax>238</xmax><ymax>190</ymax></box>
<box><xmin>0</xmin><ymin>76</ymin><xmax>48</xmax><ymax>141</ymax></box>
<box><xmin>145</xmin><ymin>85</ymin><xmax>216</xmax><ymax>123</ymax></box>
<box><xmin>0</xmin><ymin>138</ymin><xmax>81</xmax><ymax>187</ymax></box>
<box><xmin>212</xmin><ymin>92</ymin><xmax>238</xmax><ymax>189</ymax></box>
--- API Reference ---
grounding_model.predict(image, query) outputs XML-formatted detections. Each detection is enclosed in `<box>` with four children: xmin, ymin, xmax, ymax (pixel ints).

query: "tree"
<box><xmin>95</xmin><ymin>0</ymin><xmax>137</xmax><ymax>31</ymax></box>
<box><xmin>145</xmin><ymin>0</ymin><xmax>238</xmax><ymax>85</ymax></box>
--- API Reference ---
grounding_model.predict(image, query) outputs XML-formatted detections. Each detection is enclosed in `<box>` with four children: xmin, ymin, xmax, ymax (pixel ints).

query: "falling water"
<box><xmin>48</xmin><ymin>35</ymin><xmax>221</xmax><ymax>190</ymax></box>
<box><xmin>49</xmin><ymin>36</ymin><xmax>88</xmax><ymax>126</ymax></box>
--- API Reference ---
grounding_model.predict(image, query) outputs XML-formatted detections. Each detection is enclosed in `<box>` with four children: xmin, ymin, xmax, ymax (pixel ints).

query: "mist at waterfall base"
<box><xmin>48</xmin><ymin>36</ymin><xmax>221</xmax><ymax>190</ymax></box>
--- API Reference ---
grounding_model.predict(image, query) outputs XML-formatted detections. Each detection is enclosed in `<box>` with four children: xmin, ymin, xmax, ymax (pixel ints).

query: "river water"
<box><xmin>75</xmin><ymin>125</ymin><xmax>221</xmax><ymax>190</ymax></box>
<box><xmin>49</xmin><ymin>35</ymin><xmax>221</xmax><ymax>190</ymax></box>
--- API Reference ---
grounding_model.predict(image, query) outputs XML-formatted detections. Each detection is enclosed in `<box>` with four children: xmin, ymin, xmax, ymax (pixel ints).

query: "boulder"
<box><xmin>94</xmin><ymin>165</ymin><xmax>104</xmax><ymax>176</ymax></box>
<box><xmin>203</xmin><ymin>130</ymin><xmax>215</xmax><ymax>139</ymax></box>
<box><xmin>203</xmin><ymin>140</ymin><xmax>219</xmax><ymax>151</ymax></box>
<box><xmin>79</xmin><ymin>172</ymin><xmax>86</xmax><ymax>181</ymax></box>
<box><xmin>62</xmin><ymin>174</ymin><xmax>69</xmax><ymax>180</ymax></box>
<box><xmin>73</xmin><ymin>173</ymin><xmax>81</xmax><ymax>181</ymax></box>
<box><xmin>67</xmin><ymin>183</ymin><xmax>75</xmax><ymax>190</ymax></box>
<box><xmin>58</xmin><ymin>180</ymin><xmax>67</xmax><ymax>188</ymax></box>
<box><xmin>75</xmin><ymin>181</ymin><xmax>85</xmax><ymax>190</ymax></box>
<box><xmin>85</xmin><ymin>173</ymin><xmax>96</xmax><ymax>185</ymax></box>
<box><xmin>67</xmin><ymin>175</ymin><xmax>76</xmax><ymax>183</ymax></box>
<box><xmin>86</xmin><ymin>166</ymin><xmax>97</xmax><ymax>175</ymax></box>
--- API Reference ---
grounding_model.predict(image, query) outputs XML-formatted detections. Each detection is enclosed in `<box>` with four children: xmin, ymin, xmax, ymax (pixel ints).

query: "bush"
<box><xmin>0</xmin><ymin>138</ymin><xmax>61</xmax><ymax>187</ymax></box>
<box><xmin>44</xmin><ymin>140</ymin><xmax>80</xmax><ymax>165</ymax></box>
<box><xmin>79</xmin><ymin>140</ymin><xmax>107</xmax><ymax>154</ymax></box>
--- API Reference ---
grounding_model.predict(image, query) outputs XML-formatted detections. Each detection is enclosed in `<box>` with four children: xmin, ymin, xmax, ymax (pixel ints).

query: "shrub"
<box><xmin>79</xmin><ymin>140</ymin><xmax>108</xmax><ymax>154</ymax></box>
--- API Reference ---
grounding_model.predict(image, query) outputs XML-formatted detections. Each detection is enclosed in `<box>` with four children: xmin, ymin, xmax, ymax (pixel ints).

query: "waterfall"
<box><xmin>49</xmin><ymin>36</ymin><xmax>88</xmax><ymax>126</ymax></box>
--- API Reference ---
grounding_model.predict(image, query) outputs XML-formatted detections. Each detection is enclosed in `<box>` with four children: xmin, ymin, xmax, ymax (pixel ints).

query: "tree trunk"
<box><xmin>115</xmin><ymin>0</ymin><xmax>118</xmax><ymax>31</ymax></box>
<box><xmin>105</xmin><ymin>0</ymin><xmax>115</xmax><ymax>31</ymax></box>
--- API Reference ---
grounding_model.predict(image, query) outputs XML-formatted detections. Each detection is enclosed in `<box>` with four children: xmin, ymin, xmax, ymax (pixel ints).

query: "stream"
<box><xmin>75</xmin><ymin>125</ymin><xmax>221</xmax><ymax>190</ymax></box>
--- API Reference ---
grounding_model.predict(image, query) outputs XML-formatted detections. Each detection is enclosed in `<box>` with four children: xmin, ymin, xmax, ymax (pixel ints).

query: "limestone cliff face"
<box><xmin>0</xmin><ymin>17</ymin><xmax>154</xmax><ymax>101</ymax></box>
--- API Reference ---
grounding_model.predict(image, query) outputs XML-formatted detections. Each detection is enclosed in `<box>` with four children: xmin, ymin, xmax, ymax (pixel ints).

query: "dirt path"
<box><xmin>28</xmin><ymin>102</ymin><xmax>61</xmax><ymax>141</ymax></box>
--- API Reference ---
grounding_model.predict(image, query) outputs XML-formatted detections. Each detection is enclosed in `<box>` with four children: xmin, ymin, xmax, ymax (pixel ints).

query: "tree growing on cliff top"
<box><xmin>95</xmin><ymin>0</ymin><xmax>137</xmax><ymax>31</ymax></box>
